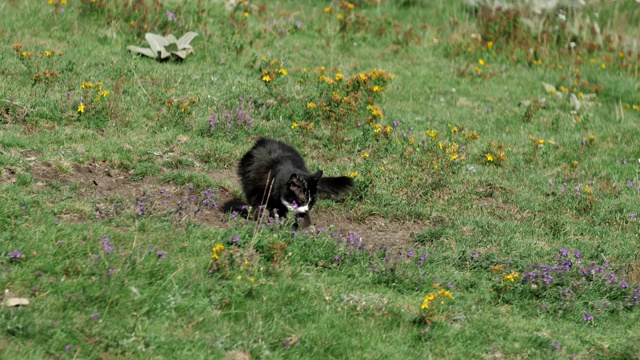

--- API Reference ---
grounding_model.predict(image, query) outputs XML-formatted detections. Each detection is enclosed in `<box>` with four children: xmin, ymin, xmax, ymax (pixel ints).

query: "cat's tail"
<box><xmin>318</xmin><ymin>176</ymin><xmax>354</xmax><ymax>197</ymax></box>
<box><xmin>221</xmin><ymin>198</ymin><xmax>250</xmax><ymax>218</ymax></box>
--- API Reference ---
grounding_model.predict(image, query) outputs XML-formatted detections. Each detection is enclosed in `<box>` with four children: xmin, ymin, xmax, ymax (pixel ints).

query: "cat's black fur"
<box><xmin>222</xmin><ymin>137</ymin><xmax>353</xmax><ymax>222</ymax></box>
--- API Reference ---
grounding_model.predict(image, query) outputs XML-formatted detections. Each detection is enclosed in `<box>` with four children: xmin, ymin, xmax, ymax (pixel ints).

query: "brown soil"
<box><xmin>3</xmin><ymin>159</ymin><xmax>425</xmax><ymax>247</ymax></box>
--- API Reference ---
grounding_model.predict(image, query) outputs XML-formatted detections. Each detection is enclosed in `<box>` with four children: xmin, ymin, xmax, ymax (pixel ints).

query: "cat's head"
<box><xmin>281</xmin><ymin>171</ymin><xmax>322</xmax><ymax>214</ymax></box>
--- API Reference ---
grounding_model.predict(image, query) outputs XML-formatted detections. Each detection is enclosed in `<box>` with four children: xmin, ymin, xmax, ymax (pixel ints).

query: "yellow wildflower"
<box><xmin>427</xmin><ymin>130</ymin><xmax>438</xmax><ymax>139</ymax></box>
<box><xmin>358</xmin><ymin>73</ymin><xmax>368</xmax><ymax>82</ymax></box>
<box><xmin>348</xmin><ymin>171</ymin><xmax>358</xmax><ymax>178</ymax></box>
<box><xmin>421</xmin><ymin>293</ymin><xmax>438</xmax><ymax>309</ymax></box>
<box><xmin>279</xmin><ymin>68</ymin><xmax>287</xmax><ymax>75</ymax></box>
<box><xmin>485</xmin><ymin>153</ymin><xmax>494</xmax><ymax>162</ymax></box>
<box><xmin>306</xmin><ymin>102</ymin><xmax>317</xmax><ymax>109</ymax></box>
<box><xmin>572</xmin><ymin>160</ymin><xmax>579</xmax><ymax>168</ymax></box>
<box><xmin>335</xmin><ymin>72</ymin><xmax>344</xmax><ymax>81</ymax></box>
<box><xmin>478</xmin><ymin>59</ymin><xmax>485</xmax><ymax>66</ymax></box>
<box><xmin>324</xmin><ymin>7</ymin><xmax>332</xmax><ymax>13</ymax></box>
<box><xmin>291</xmin><ymin>122</ymin><xmax>298</xmax><ymax>129</ymax></box>
<box><xmin>243</xmin><ymin>12</ymin><xmax>249</xmax><ymax>17</ymax></box>
<box><xmin>475</xmin><ymin>66</ymin><xmax>482</xmax><ymax>74</ymax></box>
<box><xmin>619</xmin><ymin>52</ymin><xmax>625</xmax><ymax>59</ymax></box>
<box><xmin>487</xmin><ymin>41</ymin><xmax>493</xmax><ymax>50</ymax></box>
<box><xmin>77</xmin><ymin>103</ymin><xmax>85</xmax><ymax>114</ymax></box>
<box><xmin>262</xmin><ymin>75</ymin><xmax>271</xmax><ymax>82</ymax></box>
<box><xmin>601</xmin><ymin>63</ymin><xmax>606</xmax><ymax>69</ymax></box>
<box><xmin>81</xmin><ymin>81</ymin><xmax>94</xmax><ymax>89</ymax></box>
<box><xmin>61</xmin><ymin>0</ymin><xmax>67</xmax><ymax>4</ymax></box>
<box><xmin>212</xmin><ymin>244</ymin><xmax>225</xmax><ymax>260</ymax></box>
<box><xmin>347</xmin><ymin>2</ymin><xmax>355</xmax><ymax>9</ymax></box>
<box><xmin>438</xmin><ymin>289</ymin><xmax>454</xmax><ymax>299</ymax></box>
<box><xmin>337</xmin><ymin>13</ymin><xmax>344</xmax><ymax>20</ymax></box>
<box><xmin>361</xmin><ymin>152</ymin><xmax>369</xmax><ymax>159</ymax></box>
<box><xmin>504</xmin><ymin>271</ymin><xmax>519</xmax><ymax>282</ymax></box>
<box><xmin>44</xmin><ymin>50</ymin><xmax>53</xmax><ymax>57</ymax></box>
<box><xmin>584</xmin><ymin>185</ymin><xmax>592</xmax><ymax>194</ymax></box>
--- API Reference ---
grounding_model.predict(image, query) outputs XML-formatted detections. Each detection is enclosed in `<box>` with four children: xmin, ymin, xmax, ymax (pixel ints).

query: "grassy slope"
<box><xmin>1</xmin><ymin>0</ymin><xmax>640</xmax><ymax>358</ymax></box>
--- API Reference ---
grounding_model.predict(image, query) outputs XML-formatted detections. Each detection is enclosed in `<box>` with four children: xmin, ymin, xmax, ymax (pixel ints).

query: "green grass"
<box><xmin>1</xmin><ymin>0</ymin><xmax>640</xmax><ymax>358</ymax></box>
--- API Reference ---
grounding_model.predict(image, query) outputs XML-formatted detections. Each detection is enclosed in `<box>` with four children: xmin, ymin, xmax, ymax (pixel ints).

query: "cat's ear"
<box><xmin>311</xmin><ymin>170</ymin><xmax>323</xmax><ymax>182</ymax></box>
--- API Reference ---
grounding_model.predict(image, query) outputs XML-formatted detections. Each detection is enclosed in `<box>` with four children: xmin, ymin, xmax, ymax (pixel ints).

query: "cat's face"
<box><xmin>281</xmin><ymin>171</ymin><xmax>322</xmax><ymax>214</ymax></box>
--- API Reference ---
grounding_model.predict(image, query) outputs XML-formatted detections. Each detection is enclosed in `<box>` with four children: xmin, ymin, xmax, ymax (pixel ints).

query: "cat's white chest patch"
<box><xmin>281</xmin><ymin>198</ymin><xmax>310</xmax><ymax>214</ymax></box>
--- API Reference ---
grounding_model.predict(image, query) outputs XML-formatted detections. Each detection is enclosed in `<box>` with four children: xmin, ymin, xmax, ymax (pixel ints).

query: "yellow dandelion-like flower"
<box><xmin>619</xmin><ymin>52</ymin><xmax>625</xmax><ymax>59</ymax></box>
<box><xmin>504</xmin><ymin>271</ymin><xmax>519</xmax><ymax>282</ymax></box>
<box><xmin>584</xmin><ymin>185</ymin><xmax>592</xmax><ymax>194</ymax></box>
<box><xmin>348</xmin><ymin>171</ymin><xmax>358</xmax><ymax>178</ymax></box>
<box><xmin>421</xmin><ymin>293</ymin><xmax>438</xmax><ymax>309</ymax></box>
<box><xmin>475</xmin><ymin>66</ymin><xmax>482</xmax><ymax>74</ymax></box>
<box><xmin>572</xmin><ymin>160</ymin><xmax>579</xmax><ymax>168</ymax></box>
<box><xmin>633</xmin><ymin>105</ymin><xmax>640</xmax><ymax>111</ymax></box>
<box><xmin>77</xmin><ymin>103</ymin><xmax>85</xmax><ymax>114</ymax></box>
<box><xmin>291</xmin><ymin>122</ymin><xmax>299</xmax><ymax>129</ymax></box>
<box><xmin>44</xmin><ymin>50</ymin><xmax>54</xmax><ymax>57</ymax></box>
<box><xmin>279</xmin><ymin>68</ymin><xmax>287</xmax><ymax>75</ymax></box>
<box><xmin>306</xmin><ymin>102</ymin><xmax>317</xmax><ymax>109</ymax></box>
<box><xmin>450</xmin><ymin>154</ymin><xmax>459</xmax><ymax>161</ymax></box>
<box><xmin>324</xmin><ymin>7</ymin><xmax>332</xmax><ymax>13</ymax></box>
<box><xmin>487</xmin><ymin>41</ymin><xmax>494</xmax><ymax>50</ymax></box>
<box><xmin>361</xmin><ymin>152</ymin><xmax>369</xmax><ymax>159</ymax></box>
<box><xmin>262</xmin><ymin>75</ymin><xmax>272</xmax><ymax>82</ymax></box>
<box><xmin>485</xmin><ymin>153</ymin><xmax>494</xmax><ymax>162</ymax></box>
<box><xmin>427</xmin><ymin>130</ymin><xmax>438</xmax><ymax>139</ymax></box>
<box><xmin>243</xmin><ymin>12</ymin><xmax>249</xmax><ymax>17</ymax></box>
<box><xmin>478</xmin><ymin>59</ymin><xmax>485</xmax><ymax>66</ymax></box>
<box><xmin>335</xmin><ymin>72</ymin><xmax>344</xmax><ymax>81</ymax></box>
<box><xmin>81</xmin><ymin>81</ymin><xmax>94</xmax><ymax>89</ymax></box>
<box><xmin>48</xmin><ymin>0</ymin><xmax>54</xmax><ymax>4</ymax></box>
<box><xmin>601</xmin><ymin>63</ymin><xmax>606</xmax><ymax>69</ymax></box>
<box><xmin>358</xmin><ymin>73</ymin><xmax>368</xmax><ymax>81</ymax></box>
<box><xmin>372</xmin><ymin>85</ymin><xmax>382</xmax><ymax>92</ymax></box>
<box><xmin>590</xmin><ymin>58</ymin><xmax>596</xmax><ymax>63</ymax></box>
<box><xmin>347</xmin><ymin>2</ymin><xmax>355</xmax><ymax>9</ymax></box>
<box><xmin>337</xmin><ymin>13</ymin><xmax>344</xmax><ymax>20</ymax></box>
<box><xmin>438</xmin><ymin>289</ymin><xmax>454</xmax><ymax>299</ymax></box>
<box><xmin>61</xmin><ymin>0</ymin><xmax>67</xmax><ymax>4</ymax></box>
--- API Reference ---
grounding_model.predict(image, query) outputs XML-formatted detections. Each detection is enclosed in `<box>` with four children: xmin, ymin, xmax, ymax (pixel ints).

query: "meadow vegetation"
<box><xmin>1</xmin><ymin>0</ymin><xmax>640</xmax><ymax>358</ymax></box>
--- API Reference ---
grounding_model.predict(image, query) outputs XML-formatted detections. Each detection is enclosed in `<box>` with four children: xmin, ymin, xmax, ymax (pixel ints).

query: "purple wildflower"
<box><xmin>559</xmin><ymin>248</ymin><xmax>568</xmax><ymax>257</ymax></box>
<box><xmin>582</xmin><ymin>310</ymin><xmax>594</xmax><ymax>322</ymax></box>
<box><xmin>102</xmin><ymin>236</ymin><xmax>113</xmax><ymax>255</ymax></box>
<box><xmin>334</xmin><ymin>255</ymin><xmax>340</xmax><ymax>262</ymax></box>
<box><xmin>156</xmin><ymin>251</ymin><xmax>167</xmax><ymax>259</ymax></box>
<box><xmin>630</xmin><ymin>212</ymin><xmax>638</xmax><ymax>221</ymax></box>
<box><xmin>548</xmin><ymin>179</ymin><xmax>554</xmax><ymax>186</ymax></box>
<box><xmin>419</xmin><ymin>253</ymin><xmax>429</xmax><ymax>265</ymax></box>
<box><xmin>627</xmin><ymin>180</ymin><xmax>633</xmax><ymax>187</ymax></box>
<box><xmin>166</xmin><ymin>10</ymin><xmax>177</xmax><ymax>21</ymax></box>
<box><xmin>620</xmin><ymin>282</ymin><xmax>629</xmax><ymax>289</ymax></box>
<box><xmin>9</xmin><ymin>250</ymin><xmax>22</xmax><ymax>260</ymax></box>
<box><xmin>621</xmin><ymin>158</ymin><xmax>627</xmax><ymax>165</ymax></box>
<box><xmin>65</xmin><ymin>345</ymin><xmax>73</xmax><ymax>351</ymax></box>
<box><xmin>572</xmin><ymin>249</ymin><xmax>580</xmax><ymax>259</ymax></box>
<box><xmin>90</xmin><ymin>313</ymin><xmax>100</xmax><ymax>320</ymax></box>
<box><xmin>471</xmin><ymin>253</ymin><xmax>478</xmax><ymax>260</ymax></box>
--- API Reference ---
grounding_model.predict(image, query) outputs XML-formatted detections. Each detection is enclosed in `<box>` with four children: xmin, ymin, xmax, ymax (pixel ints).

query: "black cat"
<box><xmin>223</xmin><ymin>137</ymin><xmax>353</xmax><ymax>225</ymax></box>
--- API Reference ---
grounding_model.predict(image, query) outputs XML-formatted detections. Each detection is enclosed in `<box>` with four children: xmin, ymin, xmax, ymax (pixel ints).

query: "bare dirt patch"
<box><xmin>20</xmin><ymin>161</ymin><xmax>425</xmax><ymax>247</ymax></box>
